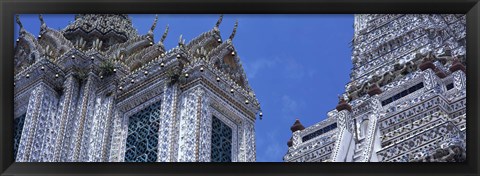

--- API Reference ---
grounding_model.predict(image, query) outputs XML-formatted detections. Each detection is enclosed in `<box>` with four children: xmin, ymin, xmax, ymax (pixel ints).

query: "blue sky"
<box><xmin>14</xmin><ymin>14</ymin><xmax>354</xmax><ymax>162</ymax></box>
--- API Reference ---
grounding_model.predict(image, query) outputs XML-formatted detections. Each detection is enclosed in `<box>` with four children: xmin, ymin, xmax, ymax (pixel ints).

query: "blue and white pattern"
<box><xmin>124</xmin><ymin>101</ymin><xmax>161</xmax><ymax>162</ymax></box>
<box><xmin>211</xmin><ymin>116</ymin><xmax>232</xmax><ymax>162</ymax></box>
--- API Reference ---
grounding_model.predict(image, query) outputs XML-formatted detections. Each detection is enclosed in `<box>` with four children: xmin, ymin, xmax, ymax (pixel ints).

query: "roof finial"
<box><xmin>160</xmin><ymin>24</ymin><xmax>169</xmax><ymax>43</ymax></box>
<box><xmin>229</xmin><ymin>20</ymin><xmax>238</xmax><ymax>41</ymax></box>
<box><xmin>290</xmin><ymin>119</ymin><xmax>305</xmax><ymax>132</ymax></box>
<box><xmin>39</xmin><ymin>14</ymin><xmax>47</xmax><ymax>31</ymax></box>
<box><xmin>148</xmin><ymin>14</ymin><xmax>158</xmax><ymax>37</ymax></box>
<box><xmin>15</xmin><ymin>14</ymin><xmax>24</xmax><ymax>32</ymax></box>
<box><xmin>178</xmin><ymin>34</ymin><xmax>185</xmax><ymax>46</ymax></box>
<box><xmin>215</xmin><ymin>14</ymin><xmax>224</xmax><ymax>28</ymax></box>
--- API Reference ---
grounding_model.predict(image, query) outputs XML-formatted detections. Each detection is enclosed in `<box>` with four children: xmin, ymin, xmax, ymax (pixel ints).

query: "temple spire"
<box><xmin>229</xmin><ymin>20</ymin><xmax>238</xmax><ymax>41</ymax></box>
<box><xmin>148</xmin><ymin>14</ymin><xmax>158</xmax><ymax>37</ymax></box>
<box><xmin>160</xmin><ymin>24</ymin><xmax>169</xmax><ymax>43</ymax></box>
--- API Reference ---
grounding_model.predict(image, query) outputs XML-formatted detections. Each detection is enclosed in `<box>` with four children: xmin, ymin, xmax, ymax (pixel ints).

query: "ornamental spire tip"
<box><xmin>229</xmin><ymin>20</ymin><xmax>238</xmax><ymax>41</ymax></box>
<box><xmin>39</xmin><ymin>14</ymin><xmax>47</xmax><ymax>31</ymax></box>
<box><xmin>160</xmin><ymin>24</ymin><xmax>169</xmax><ymax>43</ymax></box>
<box><xmin>215</xmin><ymin>14</ymin><xmax>224</xmax><ymax>28</ymax></box>
<box><xmin>16</xmin><ymin>14</ymin><xmax>24</xmax><ymax>30</ymax></box>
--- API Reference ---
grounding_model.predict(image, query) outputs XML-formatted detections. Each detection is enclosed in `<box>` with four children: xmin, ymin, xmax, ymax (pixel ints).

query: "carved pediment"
<box><xmin>15</xmin><ymin>33</ymin><xmax>44</xmax><ymax>75</ymax></box>
<box><xmin>209</xmin><ymin>43</ymin><xmax>250</xmax><ymax>91</ymax></box>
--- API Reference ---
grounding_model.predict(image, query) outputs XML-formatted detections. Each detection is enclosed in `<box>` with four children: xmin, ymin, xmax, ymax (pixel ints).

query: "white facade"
<box><xmin>13</xmin><ymin>14</ymin><xmax>260</xmax><ymax>162</ymax></box>
<box><xmin>284</xmin><ymin>14</ymin><xmax>466</xmax><ymax>162</ymax></box>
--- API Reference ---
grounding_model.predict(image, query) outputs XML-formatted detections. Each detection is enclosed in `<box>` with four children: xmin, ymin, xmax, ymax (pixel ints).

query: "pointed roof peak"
<box><xmin>215</xmin><ymin>14</ymin><xmax>224</xmax><ymax>28</ymax></box>
<box><xmin>228</xmin><ymin>20</ymin><xmax>238</xmax><ymax>41</ymax></box>
<box><xmin>160</xmin><ymin>24</ymin><xmax>169</xmax><ymax>43</ymax></box>
<box><xmin>39</xmin><ymin>14</ymin><xmax>47</xmax><ymax>31</ymax></box>
<box><xmin>178</xmin><ymin>34</ymin><xmax>185</xmax><ymax>46</ymax></box>
<box><xmin>148</xmin><ymin>14</ymin><xmax>159</xmax><ymax>37</ymax></box>
<box><xmin>15</xmin><ymin>14</ymin><xmax>25</xmax><ymax>34</ymax></box>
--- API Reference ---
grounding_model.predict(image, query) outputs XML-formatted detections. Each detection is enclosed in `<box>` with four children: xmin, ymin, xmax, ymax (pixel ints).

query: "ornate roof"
<box><xmin>14</xmin><ymin>14</ymin><xmax>261</xmax><ymax>115</ymax></box>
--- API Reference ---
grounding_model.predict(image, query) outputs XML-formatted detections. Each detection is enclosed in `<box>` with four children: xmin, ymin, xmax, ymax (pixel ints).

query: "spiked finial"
<box><xmin>16</xmin><ymin>15</ymin><xmax>24</xmax><ymax>34</ymax></box>
<box><xmin>39</xmin><ymin>14</ymin><xmax>47</xmax><ymax>32</ymax></box>
<box><xmin>148</xmin><ymin>14</ymin><xmax>158</xmax><ymax>37</ymax></box>
<box><xmin>160</xmin><ymin>25</ymin><xmax>169</xmax><ymax>43</ymax></box>
<box><xmin>178</xmin><ymin>34</ymin><xmax>185</xmax><ymax>46</ymax></box>
<box><xmin>215</xmin><ymin>14</ymin><xmax>224</xmax><ymax>28</ymax></box>
<box><xmin>229</xmin><ymin>20</ymin><xmax>238</xmax><ymax>41</ymax></box>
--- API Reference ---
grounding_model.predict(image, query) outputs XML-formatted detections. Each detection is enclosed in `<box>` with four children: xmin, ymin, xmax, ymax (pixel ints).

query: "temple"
<box><xmin>284</xmin><ymin>14</ymin><xmax>466</xmax><ymax>162</ymax></box>
<box><xmin>14</xmin><ymin>14</ymin><xmax>260</xmax><ymax>162</ymax></box>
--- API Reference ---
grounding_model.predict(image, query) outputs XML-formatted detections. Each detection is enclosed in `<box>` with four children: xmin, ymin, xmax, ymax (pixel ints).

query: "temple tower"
<box><xmin>14</xmin><ymin>14</ymin><xmax>261</xmax><ymax>162</ymax></box>
<box><xmin>284</xmin><ymin>14</ymin><xmax>466</xmax><ymax>162</ymax></box>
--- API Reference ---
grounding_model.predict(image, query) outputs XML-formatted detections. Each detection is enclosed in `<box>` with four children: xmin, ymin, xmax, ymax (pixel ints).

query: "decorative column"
<box><xmin>176</xmin><ymin>86</ymin><xmax>204</xmax><ymax>162</ymax></box>
<box><xmin>119</xmin><ymin>115</ymin><xmax>129</xmax><ymax>162</ymax></box>
<box><xmin>34</xmin><ymin>86</ymin><xmax>59</xmax><ymax>162</ymax></box>
<box><xmin>420</xmin><ymin>59</ymin><xmax>445</xmax><ymax>93</ymax></box>
<box><xmin>79</xmin><ymin>74</ymin><xmax>100</xmax><ymax>162</ymax></box>
<box><xmin>82</xmin><ymin>95</ymin><xmax>101</xmax><ymax>161</ymax></box>
<box><xmin>16</xmin><ymin>83</ymin><xmax>57</xmax><ymax>162</ymax></box>
<box><xmin>54</xmin><ymin>75</ymin><xmax>80</xmax><ymax>162</ymax></box>
<box><xmin>248</xmin><ymin>122</ymin><xmax>256</xmax><ymax>162</ymax></box>
<box><xmin>361</xmin><ymin>96</ymin><xmax>383</xmax><ymax>162</ymax></box>
<box><xmin>72</xmin><ymin>73</ymin><xmax>97</xmax><ymax>161</ymax></box>
<box><xmin>55</xmin><ymin>74</ymin><xmax>80</xmax><ymax>162</ymax></box>
<box><xmin>86</xmin><ymin>91</ymin><xmax>115</xmax><ymax>162</ymax></box>
<box><xmin>108</xmin><ymin>110</ymin><xmax>124</xmax><ymax>162</ymax></box>
<box><xmin>196</xmin><ymin>88</ymin><xmax>212</xmax><ymax>162</ymax></box>
<box><xmin>238</xmin><ymin>119</ymin><xmax>255</xmax><ymax>162</ymax></box>
<box><xmin>156</xmin><ymin>84</ymin><xmax>179</xmax><ymax>162</ymax></box>
<box><xmin>100</xmin><ymin>93</ymin><xmax>116</xmax><ymax>162</ymax></box>
<box><xmin>331</xmin><ymin>98</ymin><xmax>353</xmax><ymax>162</ymax></box>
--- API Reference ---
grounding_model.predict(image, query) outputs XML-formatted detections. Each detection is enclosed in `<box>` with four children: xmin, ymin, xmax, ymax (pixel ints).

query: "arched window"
<box><xmin>210</xmin><ymin>116</ymin><xmax>232</xmax><ymax>162</ymax></box>
<box><xmin>124</xmin><ymin>101</ymin><xmax>161</xmax><ymax>162</ymax></box>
